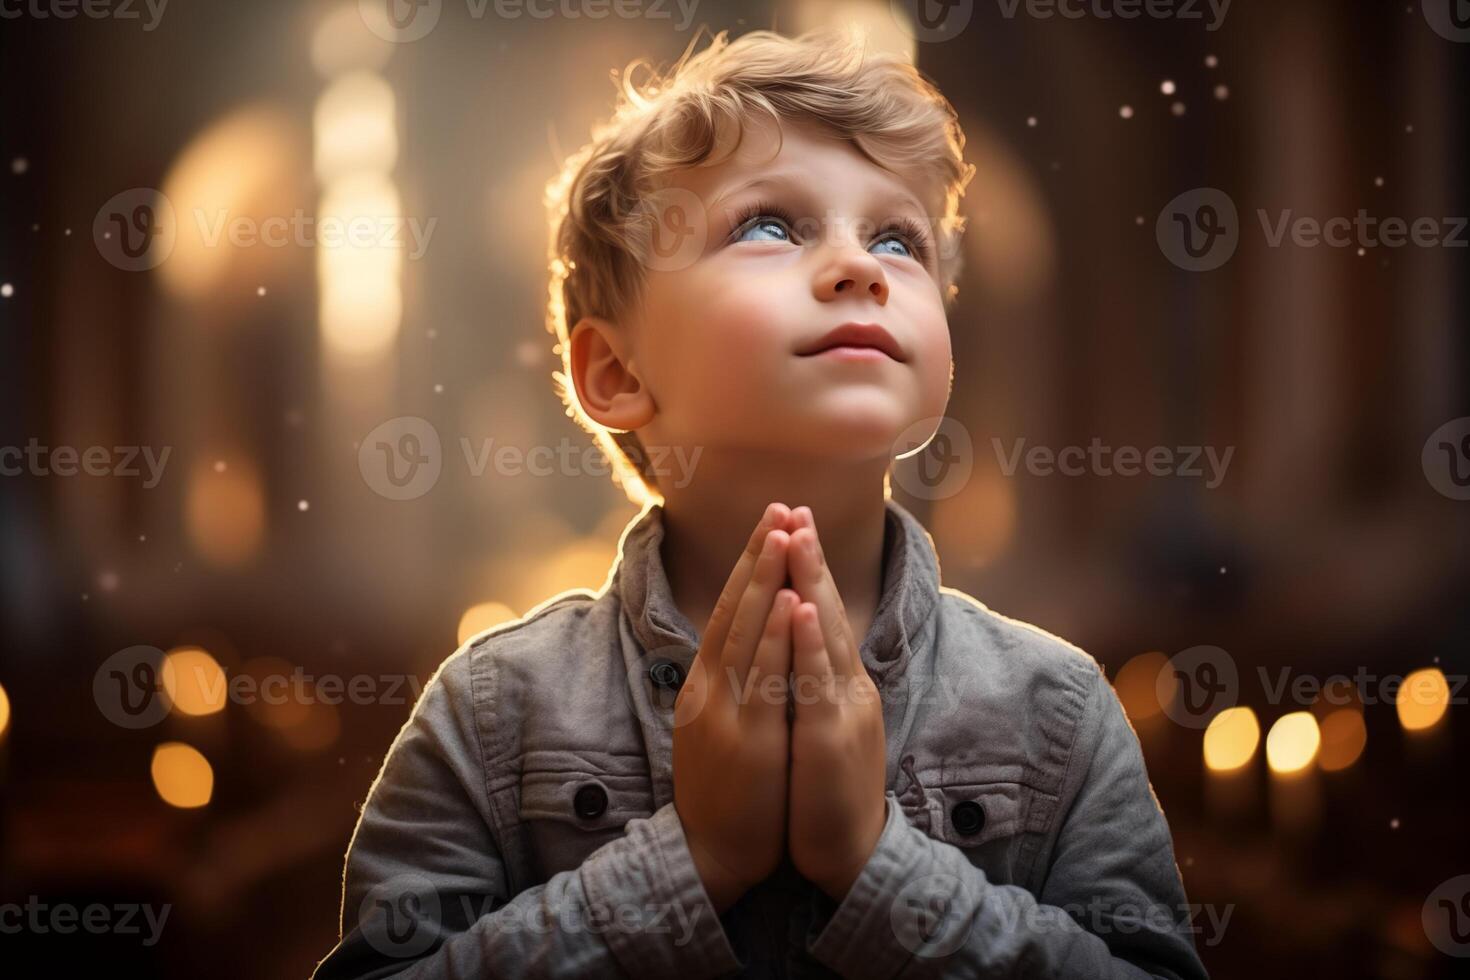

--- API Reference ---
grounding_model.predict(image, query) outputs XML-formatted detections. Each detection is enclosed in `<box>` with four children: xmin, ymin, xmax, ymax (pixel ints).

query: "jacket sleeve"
<box><xmin>800</xmin><ymin>665</ymin><xmax>1210</xmax><ymax>979</ymax></box>
<box><xmin>310</xmin><ymin>650</ymin><xmax>743</xmax><ymax>980</ymax></box>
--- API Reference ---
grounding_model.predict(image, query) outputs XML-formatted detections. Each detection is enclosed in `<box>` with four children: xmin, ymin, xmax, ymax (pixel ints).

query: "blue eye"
<box><xmin>870</xmin><ymin>236</ymin><xmax>912</xmax><ymax>258</ymax></box>
<box><xmin>734</xmin><ymin>218</ymin><xmax>791</xmax><ymax>243</ymax></box>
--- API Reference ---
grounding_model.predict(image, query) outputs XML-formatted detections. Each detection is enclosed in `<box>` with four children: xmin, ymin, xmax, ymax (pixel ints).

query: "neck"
<box><xmin>656</xmin><ymin>449</ymin><xmax>891</xmax><ymax>652</ymax></box>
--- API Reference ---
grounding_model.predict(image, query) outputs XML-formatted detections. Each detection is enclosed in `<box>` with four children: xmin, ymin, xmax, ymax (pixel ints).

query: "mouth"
<box><xmin>795</xmin><ymin>322</ymin><xmax>905</xmax><ymax>362</ymax></box>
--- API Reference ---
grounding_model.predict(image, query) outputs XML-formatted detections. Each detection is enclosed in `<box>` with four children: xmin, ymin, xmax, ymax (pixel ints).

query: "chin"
<box><xmin>787</xmin><ymin>410</ymin><xmax>911</xmax><ymax>463</ymax></box>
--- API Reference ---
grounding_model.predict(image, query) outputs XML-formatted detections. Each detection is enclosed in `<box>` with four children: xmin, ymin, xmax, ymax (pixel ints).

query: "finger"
<box><xmin>791</xmin><ymin>601</ymin><xmax>839</xmax><ymax>721</ymax></box>
<box><xmin>721</xmin><ymin>528</ymin><xmax>789</xmax><ymax>691</ymax></box>
<box><xmin>699</xmin><ymin>502</ymin><xmax>789</xmax><ymax>662</ymax></box>
<box><xmin>742</xmin><ymin>587</ymin><xmax>796</xmax><ymax>724</ymax></box>
<box><xmin>788</xmin><ymin>526</ymin><xmax>859</xmax><ymax>678</ymax></box>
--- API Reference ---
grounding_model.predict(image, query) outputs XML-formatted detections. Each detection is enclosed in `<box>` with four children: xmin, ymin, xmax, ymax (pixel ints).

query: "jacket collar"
<box><xmin>613</xmin><ymin>497</ymin><xmax>942</xmax><ymax>684</ymax></box>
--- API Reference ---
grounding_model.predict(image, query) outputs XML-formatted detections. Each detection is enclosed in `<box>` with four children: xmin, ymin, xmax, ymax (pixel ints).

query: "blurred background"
<box><xmin>1</xmin><ymin>0</ymin><xmax>1467</xmax><ymax>976</ymax></box>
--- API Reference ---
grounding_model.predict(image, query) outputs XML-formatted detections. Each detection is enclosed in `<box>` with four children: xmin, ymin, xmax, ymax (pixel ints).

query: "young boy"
<box><xmin>314</xmin><ymin>28</ymin><xmax>1209</xmax><ymax>980</ymax></box>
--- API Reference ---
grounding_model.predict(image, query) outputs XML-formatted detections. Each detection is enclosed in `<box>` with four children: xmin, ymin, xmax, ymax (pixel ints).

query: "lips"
<box><xmin>795</xmin><ymin>322</ymin><xmax>905</xmax><ymax>362</ymax></box>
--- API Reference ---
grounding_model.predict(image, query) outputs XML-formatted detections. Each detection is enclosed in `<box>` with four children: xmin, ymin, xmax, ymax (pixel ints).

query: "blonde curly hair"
<box><xmin>544</xmin><ymin>26</ymin><xmax>975</xmax><ymax>508</ymax></box>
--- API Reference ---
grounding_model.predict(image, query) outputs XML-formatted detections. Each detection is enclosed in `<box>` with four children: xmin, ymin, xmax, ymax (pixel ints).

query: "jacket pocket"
<box><xmin>895</xmin><ymin>757</ymin><xmax>1032</xmax><ymax>885</ymax></box>
<box><xmin>516</xmin><ymin>770</ymin><xmax>656</xmax><ymax>880</ymax></box>
<box><xmin>921</xmin><ymin>780</ymin><xmax>1025</xmax><ymax>849</ymax></box>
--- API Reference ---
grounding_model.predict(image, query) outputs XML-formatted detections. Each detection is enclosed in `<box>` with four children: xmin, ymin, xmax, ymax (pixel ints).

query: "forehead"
<box><xmin>664</xmin><ymin>114</ymin><xmax>937</xmax><ymax>218</ymax></box>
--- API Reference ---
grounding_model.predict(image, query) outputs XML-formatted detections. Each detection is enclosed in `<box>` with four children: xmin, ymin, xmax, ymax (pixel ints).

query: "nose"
<box><xmin>812</xmin><ymin>244</ymin><xmax>889</xmax><ymax>305</ymax></box>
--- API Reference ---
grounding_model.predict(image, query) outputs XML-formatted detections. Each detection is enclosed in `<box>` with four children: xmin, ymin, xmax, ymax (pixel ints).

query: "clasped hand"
<box><xmin>672</xmin><ymin>503</ymin><xmax>888</xmax><ymax>913</ymax></box>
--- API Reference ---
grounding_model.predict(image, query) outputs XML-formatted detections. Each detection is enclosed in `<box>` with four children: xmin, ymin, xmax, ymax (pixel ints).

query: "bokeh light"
<box><xmin>161</xmin><ymin>646</ymin><xmax>228</xmax><ymax>717</ymax></box>
<box><xmin>1204</xmin><ymin>706</ymin><xmax>1260</xmax><ymax>772</ymax></box>
<box><xmin>457</xmin><ymin>601</ymin><xmax>518</xmax><ymax>646</ymax></box>
<box><xmin>1317</xmin><ymin>708</ymin><xmax>1367</xmax><ymax>772</ymax></box>
<box><xmin>1396</xmin><ymin>667</ymin><xmax>1449</xmax><ymax>731</ymax></box>
<box><xmin>151</xmin><ymin>742</ymin><xmax>215</xmax><ymax>809</ymax></box>
<box><xmin>1266</xmin><ymin>712</ymin><xmax>1322</xmax><ymax>774</ymax></box>
<box><xmin>1113</xmin><ymin>651</ymin><xmax>1169</xmax><ymax>721</ymax></box>
<box><xmin>185</xmin><ymin>457</ymin><xmax>266</xmax><ymax>568</ymax></box>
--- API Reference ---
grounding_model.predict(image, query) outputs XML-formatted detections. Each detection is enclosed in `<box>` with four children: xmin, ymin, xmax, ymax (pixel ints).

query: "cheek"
<box><xmin>909</xmin><ymin>302</ymin><xmax>953</xmax><ymax>409</ymax></box>
<box><xmin>635</xmin><ymin>275</ymin><xmax>789</xmax><ymax>427</ymax></box>
<box><xmin>657</xmin><ymin>275</ymin><xmax>790</xmax><ymax>371</ymax></box>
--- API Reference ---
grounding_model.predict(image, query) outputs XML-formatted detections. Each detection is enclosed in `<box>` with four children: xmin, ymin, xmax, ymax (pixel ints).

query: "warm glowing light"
<box><xmin>311</xmin><ymin>2</ymin><xmax>393</xmax><ymax>78</ymax></box>
<box><xmin>1203</xmin><ymin>706</ymin><xmax>1259</xmax><ymax>772</ymax></box>
<box><xmin>1397</xmin><ymin>667</ymin><xmax>1449</xmax><ymax>731</ymax></box>
<box><xmin>518</xmin><ymin>539</ymin><xmax>615</xmax><ymax>610</ymax></box>
<box><xmin>930</xmin><ymin>467</ymin><xmax>1017</xmax><ymax>570</ymax></box>
<box><xmin>151</xmin><ymin>742</ymin><xmax>214</xmax><ymax>808</ymax></box>
<box><xmin>317</xmin><ymin>173</ymin><xmax>403</xmax><ymax>358</ymax></box>
<box><xmin>185</xmin><ymin>458</ymin><xmax>265</xmax><ymax>567</ymax></box>
<box><xmin>1266</xmin><ymin>712</ymin><xmax>1321</xmax><ymax>774</ymax></box>
<box><xmin>159</xmin><ymin>106</ymin><xmax>298</xmax><ymax>299</ymax></box>
<box><xmin>1317</xmin><ymin>708</ymin><xmax>1367</xmax><ymax>771</ymax></box>
<box><xmin>458</xmin><ymin>602</ymin><xmax>518</xmax><ymax>646</ymax></box>
<box><xmin>314</xmin><ymin>72</ymin><xmax>397</xmax><ymax>183</ymax></box>
<box><xmin>959</xmin><ymin>120</ymin><xmax>1055</xmax><ymax>303</ymax></box>
<box><xmin>0</xmin><ymin>682</ymin><xmax>10</xmax><ymax>738</ymax></box>
<box><xmin>790</xmin><ymin>0</ymin><xmax>917</xmax><ymax>63</ymax></box>
<box><xmin>161</xmin><ymin>647</ymin><xmax>227</xmax><ymax>717</ymax></box>
<box><xmin>1113</xmin><ymin>652</ymin><xmax>1169</xmax><ymax>721</ymax></box>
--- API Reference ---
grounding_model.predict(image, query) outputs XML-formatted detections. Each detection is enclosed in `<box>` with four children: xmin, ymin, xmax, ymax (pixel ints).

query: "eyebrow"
<box><xmin>709</xmin><ymin>169</ymin><xmax>930</xmax><ymax>221</ymax></box>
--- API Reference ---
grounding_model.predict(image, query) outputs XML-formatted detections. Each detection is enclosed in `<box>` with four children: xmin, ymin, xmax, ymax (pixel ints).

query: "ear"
<box><xmin>568</xmin><ymin>316</ymin><xmax>655</xmax><ymax>432</ymax></box>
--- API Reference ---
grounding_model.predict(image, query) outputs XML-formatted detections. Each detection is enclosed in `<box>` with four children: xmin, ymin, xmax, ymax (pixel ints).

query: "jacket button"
<box><xmin>573</xmin><ymin>784</ymin><xmax>608</xmax><ymax>820</ymax></box>
<box><xmin>649</xmin><ymin>658</ymin><xmax>685</xmax><ymax>691</ymax></box>
<box><xmin>951</xmin><ymin>800</ymin><xmax>986</xmax><ymax>836</ymax></box>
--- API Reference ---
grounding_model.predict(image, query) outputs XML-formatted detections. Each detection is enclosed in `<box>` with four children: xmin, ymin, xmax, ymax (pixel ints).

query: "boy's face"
<box><xmin>622</xmin><ymin>114</ymin><xmax>953</xmax><ymax>468</ymax></box>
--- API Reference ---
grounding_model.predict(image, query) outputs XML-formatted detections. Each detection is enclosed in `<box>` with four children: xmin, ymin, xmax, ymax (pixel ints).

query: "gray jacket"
<box><xmin>312</xmin><ymin>499</ymin><xmax>1210</xmax><ymax>979</ymax></box>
